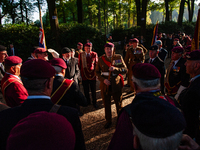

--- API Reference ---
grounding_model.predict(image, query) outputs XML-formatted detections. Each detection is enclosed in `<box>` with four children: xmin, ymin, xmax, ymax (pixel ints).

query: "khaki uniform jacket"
<box><xmin>124</xmin><ymin>46</ymin><xmax>145</xmax><ymax>69</ymax></box>
<box><xmin>95</xmin><ymin>54</ymin><xmax>127</xmax><ymax>93</ymax></box>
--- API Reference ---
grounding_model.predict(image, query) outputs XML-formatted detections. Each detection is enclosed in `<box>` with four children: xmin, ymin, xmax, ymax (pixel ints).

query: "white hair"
<box><xmin>132</xmin><ymin>76</ymin><xmax>160</xmax><ymax>89</ymax></box>
<box><xmin>134</xmin><ymin>126</ymin><xmax>183</xmax><ymax>150</ymax></box>
<box><xmin>52</xmin><ymin>66</ymin><xmax>62</xmax><ymax>74</ymax></box>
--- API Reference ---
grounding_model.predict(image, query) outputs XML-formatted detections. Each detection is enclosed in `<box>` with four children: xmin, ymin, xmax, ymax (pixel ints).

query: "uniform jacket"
<box><xmin>64</xmin><ymin>57</ymin><xmax>80</xmax><ymax>83</ymax></box>
<box><xmin>75</xmin><ymin>49</ymin><xmax>83</xmax><ymax>58</ymax></box>
<box><xmin>165</xmin><ymin>57</ymin><xmax>190</xmax><ymax>95</ymax></box>
<box><xmin>124</xmin><ymin>46</ymin><xmax>145</xmax><ymax>69</ymax></box>
<box><xmin>95</xmin><ymin>54</ymin><xmax>127</xmax><ymax>93</ymax></box>
<box><xmin>1</xmin><ymin>73</ymin><xmax>28</xmax><ymax>107</ymax></box>
<box><xmin>0</xmin><ymin>98</ymin><xmax>86</xmax><ymax>150</ymax></box>
<box><xmin>179</xmin><ymin>76</ymin><xmax>200</xmax><ymax>142</ymax></box>
<box><xmin>52</xmin><ymin>75</ymin><xmax>87</xmax><ymax>108</ymax></box>
<box><xmin>78</xmin><ymin>51</ymin><xmax>98</xmax><ymax>80</ymax></box>
<box><xmin>158</xmin><ymin>48</ymin><xmax>168</xmax><ymax>62</ymax></box>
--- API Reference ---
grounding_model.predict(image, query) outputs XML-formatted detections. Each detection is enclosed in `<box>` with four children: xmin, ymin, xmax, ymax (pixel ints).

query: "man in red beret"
<box><xmin>75</xmin><ymin>42</ymin><xmax>83</xmax><ymax>58</ymax></box>
<box><xmin>178</xmin><ymin>50</ymin><xmax>200</xmax><ymax>144</ymax></box>
<box><xmin>1</xmin><ymin>56</ymin><xmax>28</xmax><ymax>107</ymax></box>
<box><xmin>108</xmin><ymin>63</ymin><xmax>177</xmax><ymax>150</ymax></box>
<box><xmin>164</xmin><ymin>46</ymin><xmax>190</xmax><ymax>99</ymax></box>
<box><xmin>0</xmin><ymin>59</ymin><xmax>86</xmax><ymax>150</ymax></box>
<box><xmin>78</xmin><ymin>43</ymin><xmax>98</xmax><ymax>108</ymax></box>
<box><xmin>34</xmin><ymin>47</ymin><xmax>59</xmax><ymax>61</ymax></box>
<box><xmin>95</xmin><ymin>42</ymin><xmax>127</xmax><ymax>128</ymax></box>
<box><xmin>124</xmin><ymin>38</ymin><xmax>146</xmax><ymax>89</ymax></box>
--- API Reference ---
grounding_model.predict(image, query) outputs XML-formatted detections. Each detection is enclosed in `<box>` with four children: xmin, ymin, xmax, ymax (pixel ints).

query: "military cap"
<box><xmin>0</xmin><ymin>45</ymin><xmax>7</xmax><ymax>51</ymax></box>
<box><xmin>186</xmin><ymin>50</ymin><xmax>200</xmax><ymax>60</ymax></box>
<box><xmin>6</xmin><ymin>111</ymin><xmax>75</xmax><ymax>150</ymax></box>
<box><xmin>104</xmin><ymin>42</ymin><xmax>114</xmax><ymax>48</ymax></box>
<box><xmin>149</xmin><ymin>45</ymin><xmax>158</xmax><ymax>51</ymax></box>
<box><xmin>85</xmin><ymin>43</ymin><xmax>92</xmax><ymax>47</ymax></box>
<box><xmin>50</xmin><ymin>58</ymin><xmax>67</xmax><ymax>69</ymax></box>
<box><xmin>171</xmin><ymin>46</ymin><xmax>184</xmax><ymax>53</ymax></box>
<box><xmin>174</xmin><ymin>38</ymin><xmax>179</xmax><ymax>41</ymax></box>
<box><xmin>34</xmin><ymin>48</ymin><xmax>47</xmax><ymax>53</ymax></box>
<box><xmin>62</xmin><ymin>47</ymin><xmax>71</xmax><ymax>54</ymax></box>
<box><xmin>155</xmin><ymin>40</ymin><xmax>162</xmax><ymax>45</ymax></box>
<box><xmin>30</xmin><ymin>46</ymin><xmax>39</xmax><ymax>53</ymax></box>
<box><xmin>184</xmin><ymin>45</ymin><xmax>191</xmax><ymax>52</ymax></box>
<box><xmin>129</xmin><ymin>38</ymin><xmax>139</xmax><ymax>43</ymax></box>
<box><xmin>20</xmin><ymin>59</ymin><xmax>56</xmax><ymax>79</ymax></box>
<box><xmin>132</xmin><ymin>63</ymin><xmax>161</xmax><ymax>80</ymax></box>
<box><xmin>130</xmin><ymin>97</ymin><xmax>186</xmax><ymax>138</ymax></box>
<box><xmin>77</xmin><ymin>42</ymin><xmax>83</xmax><ymax>46</ymax></box>
<box><xmin>5</xmin><ymin>56</ymin><xmax>22</xmax><ymax>66</ymax></box>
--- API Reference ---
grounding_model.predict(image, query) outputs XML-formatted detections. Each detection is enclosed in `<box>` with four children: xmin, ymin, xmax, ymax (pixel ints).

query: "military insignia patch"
<box><xmin>115</xmin><ymin>59</ymin><xmax>122</xmax><ymax>65</ymax></box>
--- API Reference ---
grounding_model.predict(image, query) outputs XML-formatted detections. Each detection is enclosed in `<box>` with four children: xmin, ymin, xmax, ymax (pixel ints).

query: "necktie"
<box><xmin>150</xmin><ymin>59</ymin><xmax>153</xmax><ymax>63</ymax></box>
<box><xmin>171</xmin><ymin>61</ymin><xmax>175</xmax><ymax>70</ymax></box>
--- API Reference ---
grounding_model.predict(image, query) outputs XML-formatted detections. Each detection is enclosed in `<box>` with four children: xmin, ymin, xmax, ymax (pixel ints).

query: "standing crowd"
<box><xmin>0</xmin><ymin>32</ymin><xmax>199</xmax><ymax>150</ymax></box>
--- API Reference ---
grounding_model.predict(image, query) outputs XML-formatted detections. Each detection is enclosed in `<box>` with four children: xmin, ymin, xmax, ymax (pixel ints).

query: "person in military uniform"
<box><xmin>145</xmin><ymin>45</ymin><xmax>165</xmax><ymax>94</ymax></box>
<box><xmin>62</xmin><ymin>47</ymin><xmax>80</xmax><ymax>84</ymax></box>
<box><xmin>50</xmin><ymin>58</ymin><xmax>87</xmax><ymax>112</ymax></box>
<box><xmin>78</xmin><ymin>43</ymin><xmax>98</xmax><ymax>108</ymax></box>
<box><xmin>124</xmin><ymin>38</ymin><xmax>145</xmax><ymax>88</ymax></box>
<box><xmin>164</xmin><ymin>46</ymin><xmax>190</xmax><ymax>99</ymax></box>
<box><xmin>155</xmin><ymin>40</ymin><xmax>168</xmax><ymax>62</ymax></box>
<box><xmin>95</xmin><ymin>42</ymin><xmax>127</xmax><ymax>129</ymax></box>
<box><xmin>173</xmin><ymin>38</ymin><xmax>183</xmax><ymax>47</ymax></box>
<box><xmin>178</xmin><ymin>50</ymin><xmax>200</xmax><ymax>144</ymax></box>
<box><xmin>75</xmin><ymin>42</ymin><xmax>83</xmax><ymax>58</ymax></box>
<box><xmin>1</xmin><ymin>56</ymin><xmax>28</xmax><ymax>107</ymax></box>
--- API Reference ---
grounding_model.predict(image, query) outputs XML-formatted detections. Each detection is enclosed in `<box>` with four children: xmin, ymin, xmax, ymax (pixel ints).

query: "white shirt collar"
<box><xmin>6</xmin><ymin>72</ymin><xmax>21</xmax><ymax>80</ymax></box>
<box><xmin>190</xmin><ymin>74</ymin><xmax>200</xmax><ymax>82</ymax></box>
<box><xmin>150</xmin><ymin>57</ymin><xmax>156</xmax><ymax>62</ymax></box>
<box><xmin>55</xmin><ymin>74</ymin><xmax>63</xmax><ymax>77</ymax></box>
<box><xmin>174</xmin><ymin>57</ymin><xmax>181</xmax><ymax>66</ymax></box>
<box><xmin>27</xmin><ymin>95</ymin><xmax>51</xmax><ymax>100</ymax></box>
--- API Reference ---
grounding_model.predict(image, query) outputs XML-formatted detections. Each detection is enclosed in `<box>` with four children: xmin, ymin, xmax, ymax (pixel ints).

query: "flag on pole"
<box><xmin>39</xmin><ymin>6</ymin><xmax>46</xmax><ymax>49</ymax></box>
<box><xmin>191</xmin><ymin>9</ymin><xmax>200</xmax><ymax>51</ymax></box>
<box><xmin>151</xmin><ymin>21</ymin><xmax>159</xmax><ymax>46</ymax></box>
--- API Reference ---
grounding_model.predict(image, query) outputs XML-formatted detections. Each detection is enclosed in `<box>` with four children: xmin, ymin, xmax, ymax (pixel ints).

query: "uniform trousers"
<box><xmin>82</xmin><ymin>80</ymin><xmax>96</xmax><ymax>105</ymax></box>
<box><xmin>101</xmin><ymin>89</ymin><xmax>122</xmax><ymax>123</ymax></box>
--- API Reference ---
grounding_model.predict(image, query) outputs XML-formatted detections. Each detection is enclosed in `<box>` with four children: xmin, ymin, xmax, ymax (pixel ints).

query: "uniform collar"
<box><xmin>6</xmin><ymin>72</ymin><xmax>21</xmax><ymax>80</ymax></box>
<box><xmin>27</xmin><ymin>95</ymin><xmax>51</xmax><ymax>100</ymax></box>
<box><xmin>190</xmin><ymin>74</ymin><xmax>200</xmax><ymax>82</ymax></box>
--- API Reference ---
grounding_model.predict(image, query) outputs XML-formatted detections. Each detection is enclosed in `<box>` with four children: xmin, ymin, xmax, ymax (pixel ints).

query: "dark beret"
<box><xmin>132</xmin><ymin>63</ymin><xmax>161</xmax><ymax>80</ymax></box>
<box><xmin>62</xmin><ymin>47</ymin><xmax>71</xmax><ymax>54</ymax></box>
<box><xmin>5</xmin><ymin>56</ymin><xmax>22</xmax><ymax>66</ymax></box>
<box><xmin>6</xmin><ymin>111</ymin><xmax>75</xmax><ymax>150</ymax></box>
<box><xmin>174</xmin><ymin>38</ymin><xmax>179</xmax><ymax>41</ymax></box>
<box><xmin>130</xmin><ymin>97</ymin><xmax>186</xmax><ymax>138</ymax></box>
<box><xmin>20</xmin><ymin>59</ymin><xmax>56</xmax><ymax>79</ymax></box>
<box><xmin>84</xmin><ymin>43</ymin><xmax>92</xmax><ymax>47</ymax></box>
<box><xmin>149</xmin><ymin>45</ymin><xmax>158</xmax><ymax>51</ymax></box>
<box><xmin>104</xmin><ymin>42</ymin><xmax>114</xmax><ymax>48</ymax></box>
<box><xmin>186</xmin><ymin>50</ymin><xmax>200</xmax><ymax>60</ymax></box>
<box><xmin>184</xmin><ymin>45</ymin><xmax>191</xmax><ymax>52</ymax></box>
<box><xmin>171</xmin><ymin>46</ymin><xmax>183</xmax><ymax>53</ymax></box>
<box><xmin>129</xmin><ymin>38</ymin><xmax>139</xmax><ymax>43</ymax></box>
<box><xmin>77</xmin><ymin>42</ymin><xmax>83</xmax><ymax>46</ymax></box>
<box><xmin>50</xmin><ymin>58</ymin><xmax>67</xmax><ymax>69</ymax></box>
<box><xmin>34</xmin><ymin>48</ymin><xmax>47</xmax><ymax>53</ymax></box>
<box><xmin>0</xmin><ymin>45</ymin><xmax>7</xmax><ymax>51</ymax></box>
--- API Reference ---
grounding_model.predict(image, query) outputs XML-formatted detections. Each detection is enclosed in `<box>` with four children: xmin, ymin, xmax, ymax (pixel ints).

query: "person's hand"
<box><xmin>109</xmin><ymin>66</ymin><xmax>115</xmax><ymax>72</ymax></box>
<box><xmin>104</xmin><ymin>79</ymin><xmax>110</xmax><ymax>86</ymax></box>
<box><xmin>48</xmin><ymin>49</ymin><xmax>59</xmax><ymax>58</ymax></box>
<box><xmin>178</xmin><ymin>134</ymin><xmax>200</xmax><ymax>150</ymax></box>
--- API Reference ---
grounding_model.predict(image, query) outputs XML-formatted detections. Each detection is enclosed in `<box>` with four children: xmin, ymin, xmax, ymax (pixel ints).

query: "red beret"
<box><xmin>77</xmin><ymin>42</ymin><xmax>83</xmax><ymax>46</ymax></box>
<box><xmin>84</xmin><ymin>43</ymin><xmax>92</xmax><ymax>47</ymax></box>
<box><xmin>104</xmin><ymin>42</ymin><xmax>114</xmax><ymax>48</ymax></box>
<box><xmin>6</xmin><ymin>111</ymin><xmax>75</xmax><ymax>150</ymax></box>
<box><xmin>129</xmin><ymin>38</ymin><xmax>139</xmax><ymax>43</ymax></box>
<box><xmin>34</xmin><ymin>48</ymin><xmax>47</xmax><ymax>53</ymax></box>
<box><xmin>132</xmin><ymin>63</ymin><xmax>161</xmax><ymax>80</ymax></box>
<box><xmin>50</xmin><ymin>58</ymin><xmax>67</xmax><ymax>69</ymax></box>
<box><xmin>171</xmin><ymin>46</ymin><xmax>184</xmax><ymax>53</ymax></box>
<box><xmin>174</xmin><ymin>38</ymin><xmax>179</xmax><ymax>41</ymax></box>
<box><xmin>5</xmin><ymin>56</ymin><xmax>22</xmax><ymax>66</ymax></box>
<box><xmin>186</xmin><ymin>50</ymin><xmax>200</xmax><ymax>60</ymax></box>
<box><xmin>20</xmin><ymin>59</ymin><xmax>56</xmax><ymax>79</ymax></box>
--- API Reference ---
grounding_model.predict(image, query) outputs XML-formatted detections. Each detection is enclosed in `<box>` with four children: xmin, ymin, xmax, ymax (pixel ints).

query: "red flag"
<box><xmin>39</xmin><ymin>6</ymin><xmax>46</xmax><ymax>49</ymax></box>
<box><xmin>191</xmin><ymin>9</ymin><xmax>200</xmax><ymax>51</ymax></box>
<box><xmin>151</xmin><ymin>21</ymin><xmax>158</xmax><ymax>46</ymax></box>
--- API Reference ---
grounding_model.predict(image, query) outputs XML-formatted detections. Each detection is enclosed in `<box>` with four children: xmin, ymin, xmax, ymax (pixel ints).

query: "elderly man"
<box><xmin>108</xmin><ymin>63</ymin><xmax>182</xmax><ymax>150</ymax></box>
<box><xmin>0</xmin><ymin>59</ymin><xmax>86</xmax><ymax>150</ymax></box>
<box><xmin>95</xmin><ymin>42</ymin><xmax>127</xmax><ymax>128</ymax></box>
<box><xmin>34</xmin><ymin>47</ymin><xmax>59</xmax><ymax>61</ymax></box>
<box><xmin>164</xmin><ymin>46</ymin><xmax>190</xmax><ymax>99</ymax></box>
<box><xmin>178</xmin><ymin>50</ymin><xmax>200</xmax><ymax>144</ymax></box>
<box><xmin>78</xmin><ymin>43</ymin><xmax>98</xmax><ymax>108</ymax></box>
<box><xmin>1</xmin><ymin>56</ymin><xmax>28</xmax><ymax>107</ymax></box>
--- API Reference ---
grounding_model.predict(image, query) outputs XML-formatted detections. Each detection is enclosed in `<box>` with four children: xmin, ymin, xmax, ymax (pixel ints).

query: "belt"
<box><xmin>101</xmin><ymin>72</ymin><xmax>117</xmax><ymax>76</ymax></box>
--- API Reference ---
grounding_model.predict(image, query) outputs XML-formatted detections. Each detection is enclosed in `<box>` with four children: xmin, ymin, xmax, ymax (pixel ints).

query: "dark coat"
<box><xmin>179</xmin><ymin>76</ymin><xmax>200</xmax><ymax>143</ymax></box>
<box><xmin>0</xmin><ymin>98</ymin><xmax>86</xmax><ymax>150</ymax></box>
<box><xmin>52</xmin><ymin>75</ymin><xmax>87</xmax><ymax>108</ymax></box>
<box><xmin>158</xmin><ymin>48</ymin><xmax>168</xmax><ymax>62</ymax></box>
<box><xmin>7</xmin><ymin>47</ymin><xmax>18</xmax><ymax>56</ymax></box>
<box><xmin>64</xmin><ymin>57</ymin><xmax>80</xmax><ymax>83</ymax></box>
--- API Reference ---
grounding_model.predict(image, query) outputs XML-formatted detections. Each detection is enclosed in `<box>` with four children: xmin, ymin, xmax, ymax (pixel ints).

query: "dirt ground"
<box><xmin>79</xmin><ymin>50</ymin><xmax>171</xmax><ymax>150</ymax></box>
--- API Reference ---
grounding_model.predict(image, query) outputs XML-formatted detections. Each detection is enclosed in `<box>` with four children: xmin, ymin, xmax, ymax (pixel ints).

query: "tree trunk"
<box><xmin>25</xmin><ymin>5</ymin><xmax>28</xmax><ymax>25</ymax></box>
<box><xmin>77</xmin><ymin>0</ymin><xmax>83</xmax><ymax>23</ymax></box>
<box><xmin>119</xmin><ymin>2</ymin><xmax>121</xmax><ymax>26</ymax></box>
<box><xmin>141</xmin><ymin>0</ymin><xmax>147</xmax><ymax>37</ymax></box>
<box><xmin>20</xmin><ymin>0</ymin><xmax>24</xmax><ymax>22</ymax></box>
<box><xmin>178</xmin><ymin>0</ymin><xmax>185</xmax><ymax>26</ymax></box>
<box><xmin>188</xmin><ymin>0</ymin><xmax>194</xmax><ymax>22</ymax></box>
<box><xmin>135</xmin><ymin>0</ymin><xmax>141</xmax><ymax>26</ymax></box>
<box><xmin>128</xmin><ymin>0</ymin><xmax>131</xmax><ymax>28</ymax></box>
<box><xmin>165</xmin><ymin>0</ymin><xmax>169</xmax><ymax>21</ymax></box>
<box><xmin>88</xmin><ymin>0</ymin><xmax>92</xmax><ymax>25</ymax></box>
<box><xmin>98</xmin><ymin>0</ymin><xmax>101</xmax><ymax>29</ymax></box>
<box><xmin>10</xmin><ymin>0</ymin><xmax>15</xmax><ymax>24</ymax></box>
<box><xmin>104</xmin><ymin>0</ymin><xmax>107</xmax><ymax>36</ymax></box>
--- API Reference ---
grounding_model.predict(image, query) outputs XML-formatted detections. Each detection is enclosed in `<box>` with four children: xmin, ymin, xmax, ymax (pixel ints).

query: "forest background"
<box><xmin>0</xmin><ymin>0</ymin><xmax>200</xmax><ymax>60</ymax></box>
